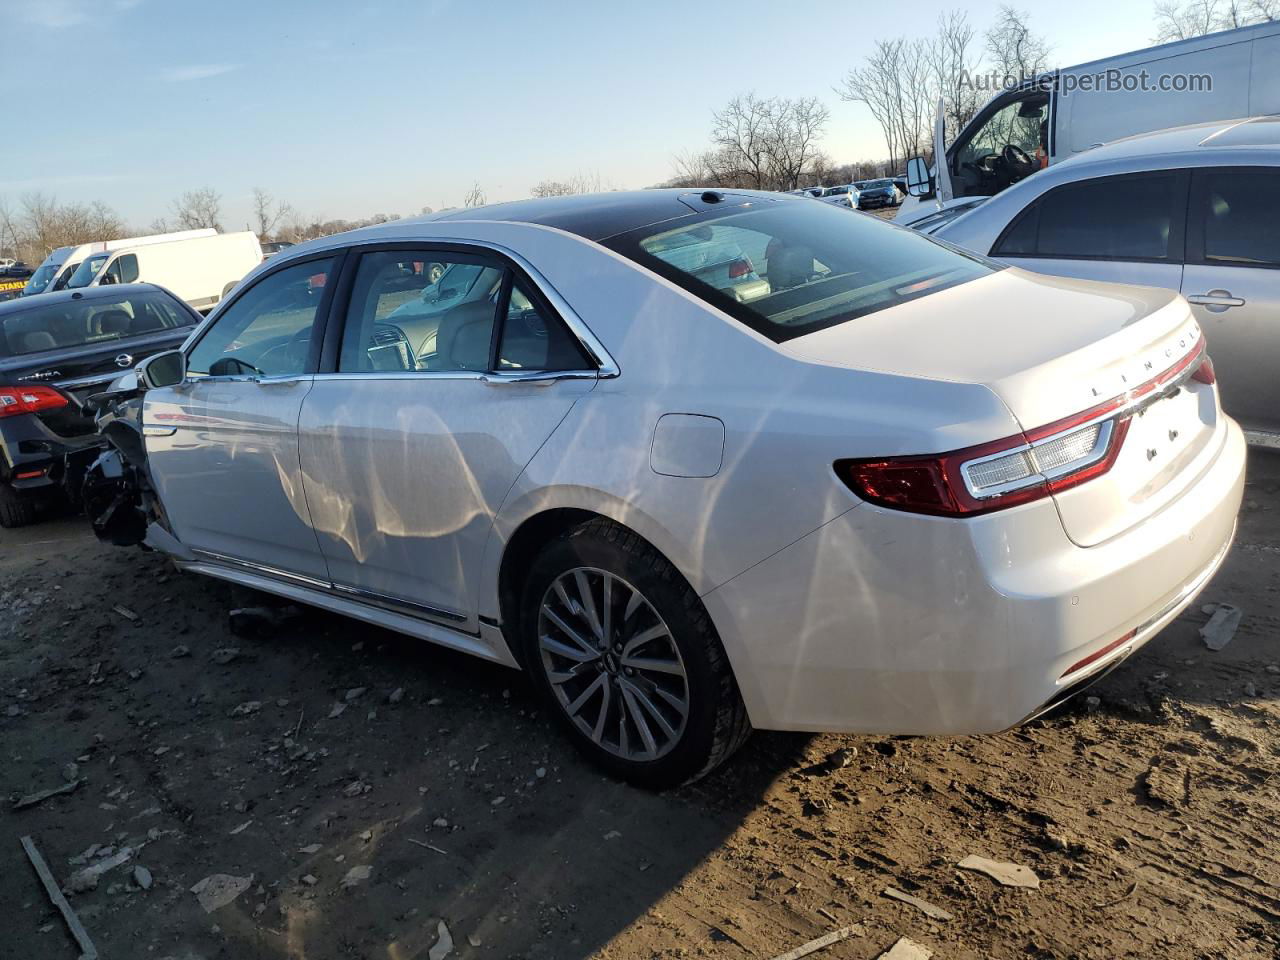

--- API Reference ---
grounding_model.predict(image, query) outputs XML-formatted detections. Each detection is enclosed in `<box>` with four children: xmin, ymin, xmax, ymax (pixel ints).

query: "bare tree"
<box><xmin>986</xmin><ymin>6</ymin><xmax>1052</xmax><ymax>81</ymax></box>
<box><xmin>1153</xmin><ymin>0</ymin><xmax>1277</xmax><ymax>40</ymax></box>
<box><xmin>699</xmin><ymin>94</ymin><xmax>830</xmax><ymax>190</ymax></box>
<box><xmin>0</xmin><ymin>197</ymin><xmax>17</xmax><ymax>260</ymax></box>
<box><xmin>711</xmin><ymin>93</ymin><xmax>775</xmax><ymax>189</ymax></box>
<box><xmin>251</xmin><ymin>188</ymin><xmax>293</xmax><ymax>241</ymax></box>
<box><xmin>763</xmin><ymin>96</ymin><xmax>830</xmax><ymax>190</ymax></box>
<box><xmin>837</xmin><ymin>38</ymin><xmax>932</xmax><ymax>172</ymax></box>
<box><xmin>171</xmin><ymin>188</ymin><xmax>223</xmax><ymax>231</ymax></box>
<box><xmin>530</xmin><ymin>172</ymin><xmax>605</xmax><ymax>198</ymax></box>
<box><xmin>0</xmin><ymin>193</ymin><xmax>126</xmax><ymax>262</ymax></box>
<box><xmin>926</xmin><ymin>11</ymin><xmax>984</xmax><ymax>135</ymax></box>
<box><xmin>462</xmin><ymin>183</ymin><xmax>486</xmax><ymax>208</ymax></box>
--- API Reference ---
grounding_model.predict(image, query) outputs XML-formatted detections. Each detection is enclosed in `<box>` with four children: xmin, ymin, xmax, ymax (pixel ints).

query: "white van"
<box><xmin>23</xmin><ymin>229</ymin><xmax>217</xmax><ymax>297</ymax></box>
<box><xmin>897</xmin><ymin>19</ymin><xmax>1280</xmax><ymax>225</ymax></box>
<box><xmin>66</xmin><ymin>231</ymin><xmax>263</xmax><ymax>312</ymax></box>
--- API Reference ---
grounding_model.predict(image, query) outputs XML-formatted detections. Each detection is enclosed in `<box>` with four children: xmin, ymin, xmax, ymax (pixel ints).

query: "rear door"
<box><xmin>1182</xmin><ymin>165</ymin><xmax>1280</xmax><ymax>437</ymax></box>
<box><xmin>990</xmin><ymin>170</ymin><xmax>1189</xmax><ymax>290</ymax></box>
<box><xmin>298</xmin><ymin>245</ymin><xmax>599</xmax><ymax>632</ymax></box>
<box><xmin>144</xmin><ymin>255</ymin><xmax>339</xmax><ymax>580</ymax></box>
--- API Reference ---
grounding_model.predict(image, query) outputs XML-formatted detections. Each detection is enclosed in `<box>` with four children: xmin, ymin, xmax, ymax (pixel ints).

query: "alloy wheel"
<box><xmin>537</xmin><ymin>566</ymin><xmax>690</xmax><ymax>762</ymax></box>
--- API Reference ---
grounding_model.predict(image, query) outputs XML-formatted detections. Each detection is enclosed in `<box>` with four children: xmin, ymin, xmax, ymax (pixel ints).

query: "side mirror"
<box><xmin>906</xmin><ymin>157</ymin><xmax>932</xmax><ymax>198</ymax></box>
<box><xmin>99</xmin><ymin>273</ymin><xmax>117</xmax><ymax>285</ymax></box>
<box><xmin>137</xmin><ymin>350</ymin><xmax>186</xmax><ymax>390</ymax></box>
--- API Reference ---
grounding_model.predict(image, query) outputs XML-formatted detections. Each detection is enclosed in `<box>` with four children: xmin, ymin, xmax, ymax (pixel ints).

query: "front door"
<box><xmin>144</xmin><ymin>256</ymin><xmax>338</xmax><ymax>580</ymax></box>
<box><xmin>1182</xmin><ymin>166</ymin><xmax>1280</xmax><ymax>437</ymax></box>
<box><xmin>299</xmin><ymin>248</ymin><xmax>598</xmax><ymax>630</ymax></box>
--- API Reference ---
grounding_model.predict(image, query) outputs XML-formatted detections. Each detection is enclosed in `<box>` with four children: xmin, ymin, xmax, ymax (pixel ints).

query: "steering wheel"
<box><xmin>1002</xmin><ymin>144</ymin><xmax>1035</xmax><ymax>178</ymax></box>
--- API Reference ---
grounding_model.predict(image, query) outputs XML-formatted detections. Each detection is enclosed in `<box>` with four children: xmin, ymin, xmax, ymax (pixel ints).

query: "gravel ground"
<box><xmin>2</xmin><ymin>450</ymin><xmax>1277</xmax><ymax>960</ymax></box>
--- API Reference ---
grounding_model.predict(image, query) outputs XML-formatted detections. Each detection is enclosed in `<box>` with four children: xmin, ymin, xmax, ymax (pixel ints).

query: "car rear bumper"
<box><xmin>0</xmin><ymin>412</ymin><xmax>103</xmax><ymax>496</ymax></box>
<box><xmin>701</xmin><ymin>417</ymin><xmax>1246</xmax><ymax>734</ymax></box>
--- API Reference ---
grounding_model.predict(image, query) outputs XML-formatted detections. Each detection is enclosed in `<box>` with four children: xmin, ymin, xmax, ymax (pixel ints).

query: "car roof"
<box><xmin>0</xmin><ymin>282</ymin><xmax>167</xmax><ymax>316</ymax></box>
<box><xmin>1057</xmin><ymin>116</ymin><xmax>1280</xmax><ymax>169</ymax></box>
<box><xmin>419</xmin><ymin>188</ymin><xmax>787</xmax><ymax>241</ymax></box>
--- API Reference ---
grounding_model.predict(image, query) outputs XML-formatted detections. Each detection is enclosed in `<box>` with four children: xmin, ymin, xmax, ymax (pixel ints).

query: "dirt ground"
<box><xmin>2</xmin><ymin>452</ymin><xmax>1278</xmax><ymax>960</ymax></box>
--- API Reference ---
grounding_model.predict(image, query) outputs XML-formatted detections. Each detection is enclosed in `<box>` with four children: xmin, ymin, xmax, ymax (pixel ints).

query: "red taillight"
<box><xmin>1191</xmin><ymin>354</ymin><xmax>1215</xmax><ymax>385</ymax></box>
<box><xmin>837</xmin><ymin>339</ymin><xmax>1203</xmax><ymax>517</ymax></box>
<box><xmin>0</xmin><ymin>385</ymin><xmax>70</xmax><ymax>418</ymax></box>
<box><xmin>727</xmin><ymin>257</ymin><xmax>753</xmax><ymax>279</ymax></box>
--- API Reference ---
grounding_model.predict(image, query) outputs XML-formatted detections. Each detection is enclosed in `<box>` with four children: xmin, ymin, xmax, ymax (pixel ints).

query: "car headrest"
<box><xmin>20</xmin><ymin>330</ymin><xmax>57</xmax><ymax>353</ymax></box>
<box><xmin>768</xmin><ymin>245</ymin><xmax>815</xmax><ymax>291</ymax></box>
<box><xmin>96</xmin><ymin>309</ymin><xmax>133</xmax><ymax>335</ymax></box>
<box><xmin>434</xmin><ymin>301</ymin><xmax>495</xmax><ymax>371</ymax></box>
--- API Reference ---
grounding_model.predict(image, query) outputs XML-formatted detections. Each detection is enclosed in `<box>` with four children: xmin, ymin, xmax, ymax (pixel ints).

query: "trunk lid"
<box><xmin>785</xmin><ymin>268</ymin><xmax>1216</xmax><ymax>546</ymax></box>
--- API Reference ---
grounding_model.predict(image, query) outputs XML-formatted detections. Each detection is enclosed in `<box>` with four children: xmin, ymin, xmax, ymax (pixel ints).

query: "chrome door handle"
<box><xmin>1186</xmin><ymin>290</ymin><xmax>1245</xmax><ymax>311</ymax></box>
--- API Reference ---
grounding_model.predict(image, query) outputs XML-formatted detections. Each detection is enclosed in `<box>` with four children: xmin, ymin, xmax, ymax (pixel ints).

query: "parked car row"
<box><xmin>67</xmin><ymin>188</ymin><xmax>1242</xmax><ymax>787</ymax></box>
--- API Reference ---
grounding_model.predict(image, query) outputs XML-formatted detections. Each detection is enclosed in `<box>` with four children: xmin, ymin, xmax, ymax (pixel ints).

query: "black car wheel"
<box><xmin>0</xmin><ymin>483</ymin><xmax>38</xmax><ymax>528</ymax></box>
<box><xmin>520</xmin><ymin>518</ymin><xmax>751</xmax><ymax>788</ymax></box>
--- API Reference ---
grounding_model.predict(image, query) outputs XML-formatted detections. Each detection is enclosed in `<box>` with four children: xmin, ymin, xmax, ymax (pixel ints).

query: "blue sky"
<box><xmin>4</xmin><ymin>0</ymin><xmax>1158</xmax><ymax>229</ymax></box>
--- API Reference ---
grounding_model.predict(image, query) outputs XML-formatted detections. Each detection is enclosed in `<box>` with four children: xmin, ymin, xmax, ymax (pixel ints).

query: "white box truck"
<box><xmin>897</xmin><ymin>19</ymin><xmax>1280</xmax><ymax>225</ymax></box>
<box><xmin>22</xmin><ymin>228</ymin><xmax>218</xmax><ymax>296</ymax></box>
<box><xmin>65</xmin><ymin>231</ymin><xmax>263</xmax><ymax>312</ymax></box>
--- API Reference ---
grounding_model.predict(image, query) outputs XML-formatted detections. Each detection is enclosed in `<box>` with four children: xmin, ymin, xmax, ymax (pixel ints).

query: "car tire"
<box><xmin>0</xmin><ymin>483</ymin><xmax>38</xmax><ymax>528</ymax></box>
<box><xmin>520</xmin><ymin>517</ymin><xmax>751</xmax><ymax>788</ymax></box>
<box><xmin>426</xmin><ymin>262</ymin><xmax>445</xmax><ymax>285</ymax></box>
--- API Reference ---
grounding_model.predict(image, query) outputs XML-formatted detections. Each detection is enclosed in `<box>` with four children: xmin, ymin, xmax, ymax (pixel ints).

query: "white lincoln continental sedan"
<box><xmin>88</xmin><ymin>189</ymin><xmax>1245</xmax><ymax>786</ymax></box>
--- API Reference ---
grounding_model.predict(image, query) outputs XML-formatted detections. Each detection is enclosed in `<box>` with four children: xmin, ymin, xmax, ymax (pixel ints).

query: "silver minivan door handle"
<box><xmin>1186</xmin><ymin>289</ymin><xmax>1245</xmax><ymax>311</ymax></box>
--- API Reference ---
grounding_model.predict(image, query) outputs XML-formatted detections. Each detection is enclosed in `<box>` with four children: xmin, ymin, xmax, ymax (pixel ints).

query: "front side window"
<box><xmin>0</xmin><ymin>292</ymin><xmax>194</xmax><ymax>357</ymax></box>
<box><xmin>606</xmin><ymin>201</ymin><xmax>993</xmax><ymax>343</ymax></box>
<box><xmin>996</xmin><ymin>172</ymin><xmax>1182</xmax><ymax>261</ymax></box>
<box><xmin>1193</xmin><ymin>168</ymin><xmax>1280</xmax><ymax>267</ymax></box>
<box><xmin>186</xmin><ymin>258</ymin><xmax>333</xmax><ymax>378</ymax></box>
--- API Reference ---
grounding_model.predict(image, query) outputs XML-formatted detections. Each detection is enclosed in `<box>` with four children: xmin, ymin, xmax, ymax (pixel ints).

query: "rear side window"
<box><xmin>0</xmin><ymin>292</ymin><xmax>193</xmax><ymax>357</ymax></box>
<box><xmin>1191</xmin><ymin>167</ymin><xmax>1280</xmax><ymax>267</ymax></box>
<box><xmin>606</xmin><ymin>201</ymin><xmax>993</xmax><ymax>343</ymax></box>
<box><xmin>995</xmin><ymin>172</ymin><xmax>1185</xmax><ymax>261</ymax></box>
<box><xmin>497</xmin><ymin>279</ymin><xmax>589</xmax><ymax>371</ymax></box>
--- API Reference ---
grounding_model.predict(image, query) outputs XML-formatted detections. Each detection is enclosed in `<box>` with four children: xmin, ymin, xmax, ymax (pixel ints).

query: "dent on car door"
<box><xmin>1182</xmin><ymin>167</ymin><xmax>1280</xmax><ymax>437</ymax></box>
<box><xmin>989</xmin><ymin>170</ymin><xmax>1187</xmax><ymax>290</ymax></box>
<box><xmin>144</xmin><ymin>256</ymin><xmax>338</xmax><ymax>579</ymax></box>
<box><xmin>298</xmin><ymin>248</ymin><xmax>598</xmax><ymax>631</ymax></box>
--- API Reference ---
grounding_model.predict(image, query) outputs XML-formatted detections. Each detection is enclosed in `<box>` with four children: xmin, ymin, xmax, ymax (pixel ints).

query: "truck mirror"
<box><xmin>905</xmin><ymin>157</ymin><xmax>932</xmax><ymax>197</ymax></box>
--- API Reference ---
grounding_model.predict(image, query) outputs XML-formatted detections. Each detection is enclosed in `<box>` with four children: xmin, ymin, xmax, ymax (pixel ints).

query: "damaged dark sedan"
<box><xmin>0</xmin><ymin>284</ymin><xmax>200</xmax><ymax>526</ymax></box>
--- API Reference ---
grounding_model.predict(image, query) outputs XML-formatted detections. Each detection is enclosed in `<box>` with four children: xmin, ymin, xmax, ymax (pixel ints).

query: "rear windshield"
<box><xmin>0</xmin><ymin>292</ymin><xmax>193</xmax><ymax>357</ymax></box>
<box><xmin>605</xmin><ymin>201</ymin><xmax>994</xmax><ymax>343</ymax></box>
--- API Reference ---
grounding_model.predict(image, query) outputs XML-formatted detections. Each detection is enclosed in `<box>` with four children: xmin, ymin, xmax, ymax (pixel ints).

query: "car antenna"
<box><xmin>700</xmin><ymin>190</ymin><xmax>723</xmax><ymax>204</ymax></box>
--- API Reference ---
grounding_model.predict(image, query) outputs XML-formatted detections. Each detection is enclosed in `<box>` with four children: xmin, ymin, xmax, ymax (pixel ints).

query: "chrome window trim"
<box><xmin>334</xmin><ymin>235</ymin><xmax>620</xmax><ymax>379</ymax></box>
